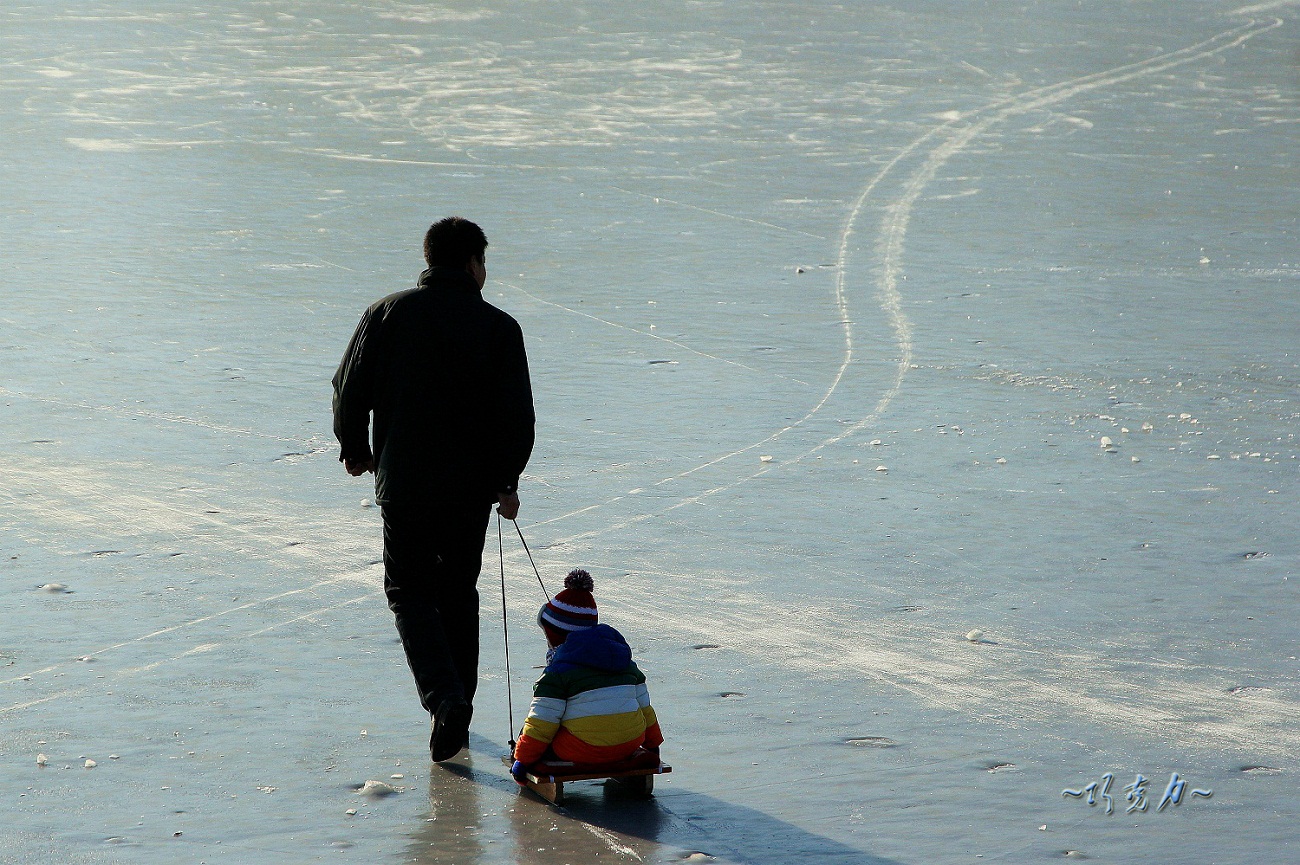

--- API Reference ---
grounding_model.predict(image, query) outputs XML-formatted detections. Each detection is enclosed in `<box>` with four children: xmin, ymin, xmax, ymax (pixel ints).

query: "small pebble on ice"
<box><xmin>37</xmin><ymin>753</ymin><xmax>48</xmax><ymax>766</ymax></box>
<box><xmin>759</xmin><ymin>455</ymin><xmax>773</xmax><ymax>463</ymax></box>
<box><xmin>995</xmin><ymin>457</ymin><xmax>1007</xmax><ymax>464</ymax></box>
<box><xmin>1039</xmin><ymin>825</ymin><xmax>1047</xmax><ymax>831</ymax></box>
<box><xmin>875</xmin><ymin>465</ymin><xmax>888</xmax><ymax>472</ymax></box>
<box><xmin>361</xmin><ymin>499</ymin><xmax>373</xmax><ymax>508</ymax></box>
<box><xmin>1208</xmin><ymin>454</ymin><xmax>1221</xmax><ymax>460</ymax></box>
<box><xmin>39</xmin><ymin>583</ymin><xmax>70</xmax><ymax>593</ymax></box>
<box><xmin>1121</xmin><ymin>427</ymin><xmax>1130</xmax><ymax>434</ymax></box>
<box><xmin>1199</xmin><ymin>256</ymin><xmax>1211</xmax><ymax>264</ymax></box>
<box><xmin>870</xmin><ymin>439</ymin><xmax>883</xmax><ymax>446</ymax></box>
<box><xmin>965</xmin><ymin>629</ymin><xmax>984</xmax><ymax>642</ymax></box>
<box><xmin>85</xmin><ymin>759</ymin><xmax>97</xmax><ymax>769</ymax></box>
<box><xmin>345</xmin><ymin>809</ymin><xmax>357</xmax><ymax>816</ymax></box>
<box><xmin>390</xmin><ymin>774</ymin><xmax>404</xmax><ymax>779</ymax></box>
<box><xmin>1099</xmin><ymin>436</ymin><xmax>1114</xmax><ymax>448</ymax></box>
<box><xmin>1131</xmin><ymin>456</ymin><xmax>1140</xmax><ymax>463</ymax></box>
<box><xmin>356</xmin><ymin>780</ymin><xmax>401</xmax><ymax>797</ymax></box>
<box><xmin>109</xmin><ymin>755</ymin><xmax>119</xmax><ymax>760</ymax></box>
<box><xmin>1141</xmin><ymin>422</ymin><xmax>1154</xmax><ymax>431</ymax></box>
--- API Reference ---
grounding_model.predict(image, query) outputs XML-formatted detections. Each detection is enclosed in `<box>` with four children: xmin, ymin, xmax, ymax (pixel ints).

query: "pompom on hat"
<box><xmin>538</xmin><ymin>569</ymin><xmax>598</xmax><ymax>632</ymax></box>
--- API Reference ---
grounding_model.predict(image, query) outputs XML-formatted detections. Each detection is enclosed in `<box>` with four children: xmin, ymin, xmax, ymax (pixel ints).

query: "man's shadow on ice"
<box><xmin>404</xmin><ymin>733</ymin><xmax>902</xmax><ymax>865</ymax></box>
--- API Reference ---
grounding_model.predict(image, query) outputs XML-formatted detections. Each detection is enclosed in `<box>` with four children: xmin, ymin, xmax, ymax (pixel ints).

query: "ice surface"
<box><xmin>1</xmin><ymin>1</ymin><xmax>1297</xmax><ymax>863</ymax></box>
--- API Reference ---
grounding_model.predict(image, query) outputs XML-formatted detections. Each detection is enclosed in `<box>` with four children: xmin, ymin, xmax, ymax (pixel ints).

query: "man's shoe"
<box><xmin>430</xmin><ymin>697</ymin><xmax>472</xmax><ymax>762</ymax></box>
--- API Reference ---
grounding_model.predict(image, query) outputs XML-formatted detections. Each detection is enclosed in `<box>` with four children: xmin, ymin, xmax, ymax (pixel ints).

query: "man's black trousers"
<box><xmin>381</xmin><ymin>498</ymin><xmax>492</xmax><ymax>715</ymax></box>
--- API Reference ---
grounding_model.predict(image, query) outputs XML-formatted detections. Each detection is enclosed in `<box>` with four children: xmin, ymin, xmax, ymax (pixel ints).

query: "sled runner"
<box><xmin>502</xmin><ymin>753</ymin><xmax>671</xmax><ymax>805</ymax></box>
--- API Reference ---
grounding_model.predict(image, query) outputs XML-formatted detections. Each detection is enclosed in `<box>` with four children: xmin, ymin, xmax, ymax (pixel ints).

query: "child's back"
<box><xmin>511</xmin><ymin>570</ymin><xmax>666</xmax><ymax>770</ymax></box>
<box><xmin>514</xmin><ymin>623</ymin><xmax>663</xmax><ymax>766</ymax></box>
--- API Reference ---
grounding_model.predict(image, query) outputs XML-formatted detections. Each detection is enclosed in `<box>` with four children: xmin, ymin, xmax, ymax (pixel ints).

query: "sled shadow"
<box><xmin>404</xmin><ymin>734</ymin><xmax>903</xmax><ymax>865</ymax></box>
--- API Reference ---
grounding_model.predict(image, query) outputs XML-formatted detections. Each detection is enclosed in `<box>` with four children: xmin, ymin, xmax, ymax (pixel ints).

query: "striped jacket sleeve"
<box><xmin>637</xmin><ymin>682</ymin><xmax>664</xmax><ymax>749</ymax></box>
<box><xmin>513</xmin><ymin>672</ymin><xmax>567</xmax><ymax>764</ymax></box>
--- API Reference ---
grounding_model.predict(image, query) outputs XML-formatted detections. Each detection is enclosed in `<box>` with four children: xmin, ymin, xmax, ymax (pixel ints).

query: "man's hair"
<box><xmin>423</xmin><ymin>216</ymin><xmax>488</xmax><ymax>268</ymax></box>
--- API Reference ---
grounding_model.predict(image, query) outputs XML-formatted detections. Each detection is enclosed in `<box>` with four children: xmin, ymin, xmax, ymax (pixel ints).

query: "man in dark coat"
<box><xmin>332</xmin><ymin>216</ymin><xmax>535</xmax><ymax>761</ymax></box>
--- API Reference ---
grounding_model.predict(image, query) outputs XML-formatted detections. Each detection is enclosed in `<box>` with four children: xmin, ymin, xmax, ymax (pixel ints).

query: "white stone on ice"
<box><xmin>357</xmin><ymin>780</ymin><xmax>401</xmax><ymax>797</ymax></box>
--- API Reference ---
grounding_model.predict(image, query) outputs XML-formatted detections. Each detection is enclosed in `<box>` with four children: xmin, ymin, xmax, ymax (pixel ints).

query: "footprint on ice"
<box><xmin>717</xmin><ymin>692</ymin><xmax>745</xmax><ymax>698</ymax></box>
<box><xmin>845</xmin><ymin>736</ymin><xmax>897</xmax><ymax>748</ymax></box>
<box><xmin>691</xmin><ymin>644</ymin><xmax>721</xmax><ymax>650</ymax></box>
<box><xmin>1242</xmin><ymin>551</ymin><xmax>1270</xmax><ymax>560</ymax></box>
<box><xmin>354</xmin><ymin>780</ymin><xmax>401</xmax><ymax>797</ymax></box>
<box><xmin>985</xmin><ymin>762</ymin><xmax>1017</xmax><ymax>773</ymax></box>
<box><xmin>1240</xmin><ymin>765</ymin><xmax>1282</xmax><ymax>775</ymax></box>
<box><xmin>38</xmin><ymin>583</ymin><xmax>72</xmax><ymax>593</ymax></box>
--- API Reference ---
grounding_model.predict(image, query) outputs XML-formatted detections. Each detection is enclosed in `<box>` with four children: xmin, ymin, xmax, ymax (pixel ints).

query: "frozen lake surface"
<box><xmin>2</xmin><ymin>1</ymin><xmax>1297</xmax><ymax>862</ymax></box>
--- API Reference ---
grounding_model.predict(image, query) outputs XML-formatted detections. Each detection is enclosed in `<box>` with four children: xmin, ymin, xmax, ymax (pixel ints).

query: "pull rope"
<box><xmin>497</xmin><ymin>512</ymin><xmax>515</xmax><ymax>747</ymax></box>
<box><xmin>513</xmin><ymin>520</ymin><xmax>551</xmax><ymax>602</ymax></box>
<box><xmin>498</xmin><ymin>516</ymin><xmax>553</xmax><ymax>749</ymax></box>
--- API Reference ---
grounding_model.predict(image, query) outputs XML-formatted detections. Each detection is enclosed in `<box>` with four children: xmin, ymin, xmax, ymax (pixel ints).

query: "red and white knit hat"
<box><xmin>538</xmin><ymin>569</ymin><xmax>598</xmax><ymax>632</ymax></box>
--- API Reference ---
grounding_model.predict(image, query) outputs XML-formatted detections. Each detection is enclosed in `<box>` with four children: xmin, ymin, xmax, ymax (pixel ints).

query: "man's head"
<box><xmin>537</xmin><ymin>569</ymin><xmax>598</xmax><ymax>648</ymax></box>
<box><xmin>423</xmin><ymin>217</ymin><xmax>488</xmax><ymax>282</ymax></box>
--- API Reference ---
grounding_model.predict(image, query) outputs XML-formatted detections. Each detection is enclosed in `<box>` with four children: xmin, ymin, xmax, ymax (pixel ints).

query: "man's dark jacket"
<box><xmin>332</xmin><ymin>267</ymin><xmax>535</xmax><ymax>506</ymax></box>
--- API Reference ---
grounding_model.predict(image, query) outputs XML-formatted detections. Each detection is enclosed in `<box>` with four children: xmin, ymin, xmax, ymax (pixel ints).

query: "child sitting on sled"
<box><xmin>510</xmin><ymin>569</ymin><xmax>664</xmax><ymax>781</ymax></box>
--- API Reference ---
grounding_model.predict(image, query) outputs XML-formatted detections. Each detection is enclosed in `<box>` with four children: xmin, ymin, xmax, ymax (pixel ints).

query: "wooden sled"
<box><xmin>501</xmin><ymin>754</ymin><xmax>671</xmax><ymax>806</ymax></box>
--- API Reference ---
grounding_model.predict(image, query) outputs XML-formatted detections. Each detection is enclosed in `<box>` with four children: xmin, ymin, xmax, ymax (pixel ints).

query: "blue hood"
<box><xmin>548</xmin><ymin>624</ymin><xmax>632</xmax><ymax>673</ymax></box>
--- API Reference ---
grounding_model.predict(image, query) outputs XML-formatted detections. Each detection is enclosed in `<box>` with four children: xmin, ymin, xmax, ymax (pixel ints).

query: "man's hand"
<box><xmin>496</xmin><ymin>491</ymin><xmax>520</xmax><ymax>520</ymax></box>
<box><xmin>344</xmin><ymin>457</ymin><xmax>375</xmax><ymax>477</ymax></box>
